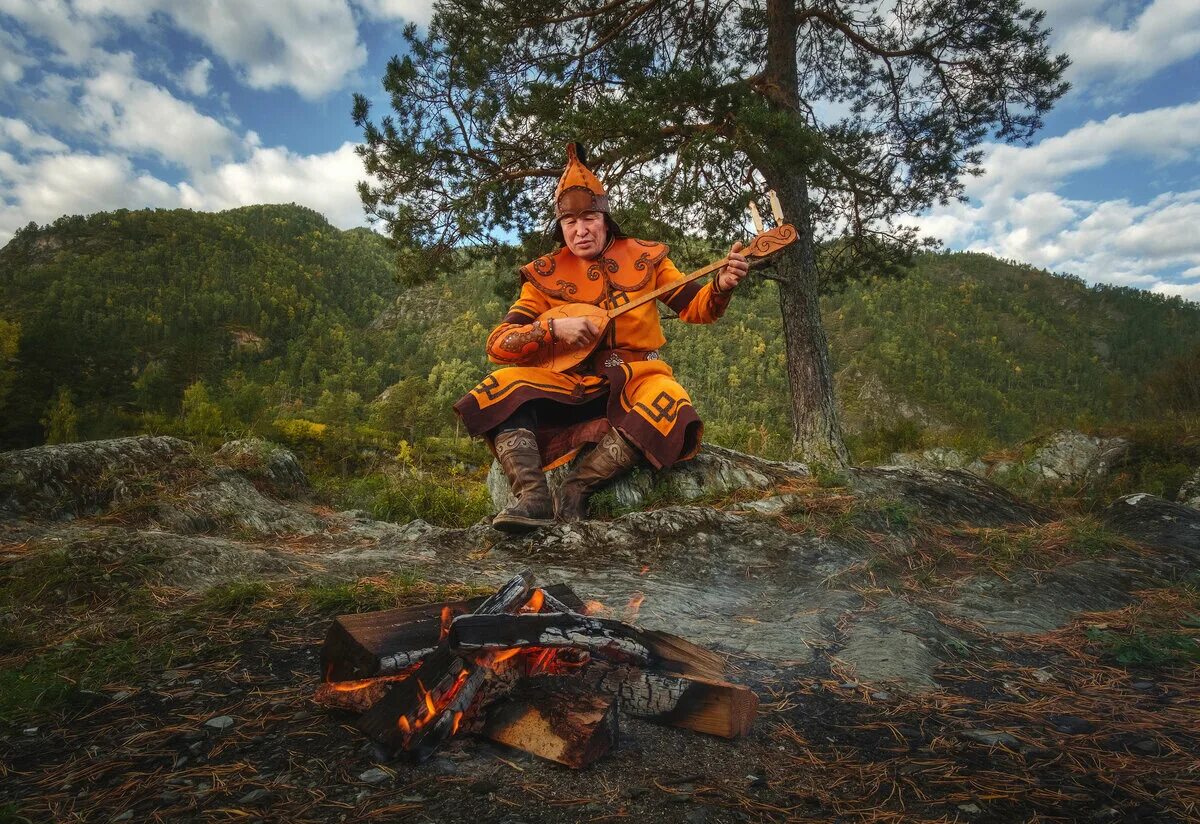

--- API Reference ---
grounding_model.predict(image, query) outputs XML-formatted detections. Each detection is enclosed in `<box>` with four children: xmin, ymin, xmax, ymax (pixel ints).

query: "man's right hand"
<box><xmin>553</xmin><ymin>316</ymin><xmax>601</xmax><ymax>348</ymax></box>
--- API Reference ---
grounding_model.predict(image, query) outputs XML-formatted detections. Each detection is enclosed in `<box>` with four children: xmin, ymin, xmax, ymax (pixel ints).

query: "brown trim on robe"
<box><xmin>502</xmin><ymin>309</ymin><xmax>538</xmax><ymax>324</ymax></box>
<box><xmin>664</xmin><ymin>279</ymin><xmax>704</xmax><ymax>315</ymax></box>
<box><xmin>602</xmin><ymin>363</ymin><xmax>702</xmax><ymax>470</ymax></box>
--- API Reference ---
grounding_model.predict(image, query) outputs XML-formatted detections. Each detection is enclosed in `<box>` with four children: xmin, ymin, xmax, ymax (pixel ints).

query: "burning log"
<box><xmin>321</xmin><ymin>570</ymin><xmax>758</xmax><ymax>767</ymax></box>
<box><xmin>355</xmin><ymin>571</ymin><xmax>537</xmax><ymax>759</ymax></box>
<box><xmin>479</xmin><ymin>679</ymin><xmax>620</xmax><ymax>769</ymax></box>
<box><xmin>321</xmin><ymin>583</ymin><xmax>585</xmax><ymax>681</ymax></box>
<box><xmin>448</xmin><ymin>612</ymin><xmax>726</xmax><ymax>679</ymax></box>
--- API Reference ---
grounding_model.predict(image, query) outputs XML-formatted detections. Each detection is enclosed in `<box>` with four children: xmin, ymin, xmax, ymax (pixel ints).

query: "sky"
<box><xmin>0</xmin><ymin>1</ymin><xmax>1198</xmax><ymax>302</ymax></box>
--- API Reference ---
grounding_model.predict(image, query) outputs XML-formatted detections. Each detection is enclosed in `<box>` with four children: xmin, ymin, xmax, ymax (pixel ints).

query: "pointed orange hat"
<box><xmin>554</xmin><ymin>142</ymin><xmax>609</xmax><ymax>219</ymax></box>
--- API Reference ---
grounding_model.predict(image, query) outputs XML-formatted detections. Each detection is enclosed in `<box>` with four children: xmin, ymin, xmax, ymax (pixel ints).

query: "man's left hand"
<box><xmin>717</xmin><ymin>241</ymin><xmax>749</xmax><ymax>293</ymax></box>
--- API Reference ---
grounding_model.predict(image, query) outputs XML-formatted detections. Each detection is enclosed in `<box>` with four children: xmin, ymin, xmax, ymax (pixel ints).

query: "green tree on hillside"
<box><xmin>354</xmin><ymin>0</ymin><xmax>1068</xmax><ymax>464</ymax></box>
<box><xmin>181</xmin><ymin>380</ymin><xmax>225</xmax><ymax>438</ymax></box>
<box><xmin>41</xmin><ymin>387</ymin><xmax>79</xmax><ymax>444</ymax></box>
<box><xmin>0</xmin><ymin>318</ymin><xmax>18</xmax><ymax>412</ymax></box>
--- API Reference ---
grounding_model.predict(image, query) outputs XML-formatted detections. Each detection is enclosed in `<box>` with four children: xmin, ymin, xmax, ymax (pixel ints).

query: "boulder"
<box><xmin>887</xmin><ymin>448</ymin><xmax>970</xmax><ymax>471</ymax></box>
<box><xmin>848</xmin><ymin>466</ymin><xmax>1051</xmax><ymax>527</ymax></box>
<box><xmin>1177</xmin><ymin>467</ymin><xmax>1200</xmax><ymax>510</ymax></box>
<box><xmin>152</xmin><ymin>466</ymin><xmax>321</xmax><ymax>537</ymax></box>
<box><xmin>488</xmin><ymin>442</ymin><xmax>807</xmax><ymax>514</ymax></box>
<box><xmin>1025</xmin><ymin>429</ymin><xmax>1130</xmax><ymax>486</ymax></box>
<box><xmin>1102</xmin><ymin>493</ymin><xmax>1200</xmax><ymax>559</ymax></box>
<box><xmin>0</xmin><ymin>436</ymin><xmax>197</xmax><ymax>520</ymax></box>
<box><xmin>214</xmin><ymin>438</ymin><xmax>310</xmax><ymax>498</ymax></box>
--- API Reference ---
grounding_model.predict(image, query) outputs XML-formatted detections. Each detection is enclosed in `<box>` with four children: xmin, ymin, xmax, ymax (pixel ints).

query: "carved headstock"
<box><xmin>743</xmin><ymin>223</ymin><xmax>798</xmax><ymax>260</ymax></box>
<box><xmin>742</xmin><ymin>190</ymin><xmax>796</xmax><ymax>260</ymax></box>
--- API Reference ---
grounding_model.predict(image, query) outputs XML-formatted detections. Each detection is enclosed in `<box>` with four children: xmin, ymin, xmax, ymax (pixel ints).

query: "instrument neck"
<box><xmin>607</xmin><ymin>256</ymin><xmax>729</xmax><ymax>319</ymax></box>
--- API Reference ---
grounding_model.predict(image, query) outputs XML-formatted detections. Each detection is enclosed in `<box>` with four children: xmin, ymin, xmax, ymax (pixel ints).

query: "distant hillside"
<box><xmin>1</xmin><ymin>205</ymin><xmax>1197</xmax><ymax>458</ymax></box>
<box><xmin>0</xmin><ymin>205</ymin><xmax>402</xmax><ymax>445</ymax></box>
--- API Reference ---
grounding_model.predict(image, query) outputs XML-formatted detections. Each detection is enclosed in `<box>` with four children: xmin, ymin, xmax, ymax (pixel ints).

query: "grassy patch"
<box><xmin>0</xmin><ymin>633</ymin><xmax>179</xmax><ymax>724</ymax></box>
<box><xmin>198</xmin><ymin>573</ymin><xmax>493</xmax><ymax>617</ymax></box>
<box><xmin>0</xmin><ymin>802</ymin><xmax>34</xmax><ymax>824</ymax></box>
<box><xmin>1086</xmin><ymin>628</ymin><xmax>1200</xmax><ymax>667</ymax></box>
<box><xmin>202</xmin><ymin>579</ymin><xmax>276</xmax><ymax>611</ymax></box>
<box><xmin>0</xmin><ymin>530</ymin><xmax>487</xmax><ymax>723</ymax></box>
<box><xmin>1083</xmin><ymin>586</ymin><xmax>1200</xmax><ymax>669</ymax></box>
<box><xmin>949</xmin><ymin>515</ymin><xmax>1136</xmax><ymax>575</ymax></box>
<box><xmin>0</xmin><ymin>540</ymin><xmax>167</xmax><ymax>608</ymax></box>
<box><xmin>314</xmin><ymin>472</ymin><xmax>490</xmax><ymax>528</ymax></box>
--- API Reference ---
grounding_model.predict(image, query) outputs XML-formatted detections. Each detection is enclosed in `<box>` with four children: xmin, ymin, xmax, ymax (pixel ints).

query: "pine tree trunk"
<box><xmin>763</xmin><ymin>0</ymin><xmax>850</xmax><ymax>467</ymax></box>
<box><xmin>772</xmin><ymin>184</ymin><xmax>850</xmax><ymax>467</ymax></box>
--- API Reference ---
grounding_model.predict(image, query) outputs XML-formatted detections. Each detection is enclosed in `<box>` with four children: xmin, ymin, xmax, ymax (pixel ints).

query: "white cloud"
<box><xmin>162</xmin><ymin>1</ymin><xmax>366</xmax><ymax>99</ymax></box>
<box><xmin>179</xmin><ymin>142</ymin><xmax>368</xmax><ymax>229</ymax></box>
<box><xmin>1044</xmin><ymin>0</ymin><xmax>1200</xmax><ymax>89</ymax></box>
<box><xmin>0</xmin><ymin>27</ymin><xmax>33</xmax><ymax>87</ymax></box>
<box><xmin>0</xmin><ymin>0</ymin><xmax>110</xmax><ymax>64</ymax></box>
<box><xmin>77</xmin><ymin>56</ymin><xmax>240</xmax><ymax>169</ymax></box>
<box><xmin>971</xmin><ymin>102</ymin><xmax>1200</xmax><ymax>205</ymax></box>
<box><xmin>180</xmin><ymin>57</ymin><xmax>212</xmax><ymax>97</ymax></box>
<box><xmin>353</xmin><ymin>0</ymin><xmax>434</xmax><ymax>26</ymax></box>
<box><xmin>0</xmin><ymin>117</ymin><xmax>69</xmax><ymax>154</ymax></box>
<box><xmin>0</xmin><ymin>140</ymin><xmax>371</xmax><ymax>246</ymax></box>
<box><xmin>1151</xmin><ymin>280</ymin><xmax>1200</xmax><ymax>302</ymax></box>
<box><xmin>1</xmin><ymin>0</ymin><xmax>368</xmax><ymax>99</ymax></box>
<box><xmin>0</xmin><ymin>150</ymin><xmax>178</xmax><ymax>240</ymax></box>
<box><xmin>917</xmin><ymin>101</ymin><xmax>1200</xmax><ymax>297</ymax></box>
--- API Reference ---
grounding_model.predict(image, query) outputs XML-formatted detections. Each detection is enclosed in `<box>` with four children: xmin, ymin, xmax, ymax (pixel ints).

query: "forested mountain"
<box><xmin>1</xmin><ymin>204</ymin><xmax>1197</xmax><ymax>460</ymax></box>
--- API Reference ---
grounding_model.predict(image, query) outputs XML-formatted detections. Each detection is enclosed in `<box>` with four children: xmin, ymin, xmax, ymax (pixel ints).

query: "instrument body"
<box><xmin>536</xmin><ymin>224</ymin><xmax>798</xmax><ymax>372</ymax></box>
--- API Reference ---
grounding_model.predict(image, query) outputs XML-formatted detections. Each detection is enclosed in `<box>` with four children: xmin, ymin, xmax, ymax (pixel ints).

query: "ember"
<box><xmin>316</xmin><ymin>570</ymin><xmax>757</xmax><ymax>768</ymax></box>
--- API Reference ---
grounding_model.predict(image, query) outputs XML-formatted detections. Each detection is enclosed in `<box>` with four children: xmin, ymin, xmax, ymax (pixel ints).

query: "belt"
<box><xmin>585</xmin><ymin>348</ymin><xmax>661</xmax><ymax>372</ymax></box>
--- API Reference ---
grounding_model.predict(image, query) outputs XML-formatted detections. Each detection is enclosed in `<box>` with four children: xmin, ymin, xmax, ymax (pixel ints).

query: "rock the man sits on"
<box><xmin>454</xmin><ymin>144</ymin><xmax>749</xmax><ymax>532</ymax></box>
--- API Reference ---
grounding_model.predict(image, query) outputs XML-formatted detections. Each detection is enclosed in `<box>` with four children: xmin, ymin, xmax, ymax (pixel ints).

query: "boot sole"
<box><xmin>491</xmin><ymin>514</ymin><xmax>555</xmax><ymax>533</ymax></box>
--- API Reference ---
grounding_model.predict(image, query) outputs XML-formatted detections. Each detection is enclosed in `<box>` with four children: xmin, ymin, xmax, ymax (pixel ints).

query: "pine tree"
<box><xmin>353</xmin><ymin>0</ymin><xmax>1068</xmax><ymax>464</ymax></box>
<box><xmin>41</xmin><ymin>387</ymin><xmax>79</xmax><ymax>445</ymax></box>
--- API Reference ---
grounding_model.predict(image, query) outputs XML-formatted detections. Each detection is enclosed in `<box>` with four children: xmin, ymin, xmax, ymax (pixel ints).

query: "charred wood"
<box><xmin>448</xmin><ymin>613</ymin><xmax>726</xmax><ymax>678</ymax></box>
<box><xmin>321</xmin><ymin>582</ymin><xmax>583</xmax><ymax>682</ymax></box>
<box><xmin>355</xmin><ymin>571</ymin><xmax>537</xmax><ymax>758</ymax></box>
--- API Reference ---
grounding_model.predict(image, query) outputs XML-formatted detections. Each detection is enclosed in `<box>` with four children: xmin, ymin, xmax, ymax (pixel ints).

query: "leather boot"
<box><xmin>555</xmin><ymin>427</ymin><xmax>640</xmax><ymax>522</ymax></box>
<box><xmin>491</xmin><ymin>428</ymin><xmax>554</xmax><ymax>533</ymax></box>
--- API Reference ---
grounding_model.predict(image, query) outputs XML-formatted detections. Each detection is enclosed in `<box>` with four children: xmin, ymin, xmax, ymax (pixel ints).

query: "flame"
<box><xmin>451</xmin><ymin>711</ymin><xmax>463</xmax><ymax>735</ymax></box>
<box><xmin>329</xmin><ymin>677</ymin><xmax>388</xmax><ymax>693</ymax></box>
<box><xmin>439</xmin><ymin>606</ymin><xmax>454</xmax><ymax>641</ymax></box>
<box><xmin>397</xmin><ymin>715</ymin><xmax>411</xmax><ymax>735</ymax></box>
<box><xmin>625</xmin><ymin>592</ymin><xmax>646</xmax><ymax>622</ymax></box>
<box><xmin>528</xmin><ymin>647</ymin><xmax>557</xmax><ymax>676</ymax></box>
<box><xmin>582</xmin><ymin>600</ymin><xmax>605</xmax><ymax>615</ymax></box>
<box><xmin>523</xmin><ymin>588</ymin><xmax>545</xmax><ymax>612</ymax></box>
<box><xmin>489</xmin><ymin>647</ymin><xmax>522</xmax><ymax>664</ymax></box>
<box><xmin>417</xmin><ymin>680</ymin><xmax>437</xmax><ymax>719</ymax></box>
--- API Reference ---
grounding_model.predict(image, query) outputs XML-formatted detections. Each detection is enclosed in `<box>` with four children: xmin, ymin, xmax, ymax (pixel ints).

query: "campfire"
<box><xmin>316</xmin><ymin>570</ymin><xmax>758</xmax><ymax>768</ymax></box>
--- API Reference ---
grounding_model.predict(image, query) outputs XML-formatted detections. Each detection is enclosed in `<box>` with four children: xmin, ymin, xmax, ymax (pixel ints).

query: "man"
<box><xmin>453</xmin><ymin>143</ymin><xmax>749</xmax><ymax>532</ymax></box>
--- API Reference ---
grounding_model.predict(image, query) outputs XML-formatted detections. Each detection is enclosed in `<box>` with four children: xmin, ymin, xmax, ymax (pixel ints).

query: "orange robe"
<box><xmin>453</xmin><ymin>237</ymin><xmax>731</xmax><ymax>469</ymax></box>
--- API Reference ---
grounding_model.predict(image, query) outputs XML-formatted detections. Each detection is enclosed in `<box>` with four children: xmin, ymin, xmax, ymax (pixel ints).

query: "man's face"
<box><xmin>560</xmin><ymin>211</ymin><xmax>608</xmax><ymax>258</ymax></box>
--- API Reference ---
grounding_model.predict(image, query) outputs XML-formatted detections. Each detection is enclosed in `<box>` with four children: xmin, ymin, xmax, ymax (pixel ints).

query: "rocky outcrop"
<box><xmin>488</xmin><ymin>442</ymin><xmax>807</xmax><ymax>513</ymax></box>
<box><xmin>0</xmin><ymin>436</ymin><xmax>318</xmax><ymax>536</ymax></box>
<box><xmin>151</xmin><ymin>466</ymin><xmax>321</xmax><ymax>537</ymax></box>
<box><xmin>1178</xmin><ymin>467</ymin><xmax>1200</xmax><ymax>510</ymax></box>
<box><xmin>214</xmin><ymin>438</ymin><xmax>310</xmax><ymax>498</ymax></box>
<box><xmin>1102</xmin><ymin>493</ymin><xmax>1200</xmax><ymax>559</ymax></box>
<box><xmin>848</xmin><ymin>466</ymin><xmax>1051</xmax><ymax>526</ymax></box>
<box><xmin>5</xmin><ymin>435</ymin><xmax>1198</xmax><ymax>699</ymax></box>
<box><xmin>0</xmin><ymin>436</ymin><xmax>197</xmax><ymax>519</ymax></box>
<box><xmin>887</xmin><ymin>447</ymin><xmax>971</xmax><ymax>471</ymax></box>
<box><xmin>1024</xmin><ymin>429</ymin><xmax>1130</xmax><ymax>486</ymax></box>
